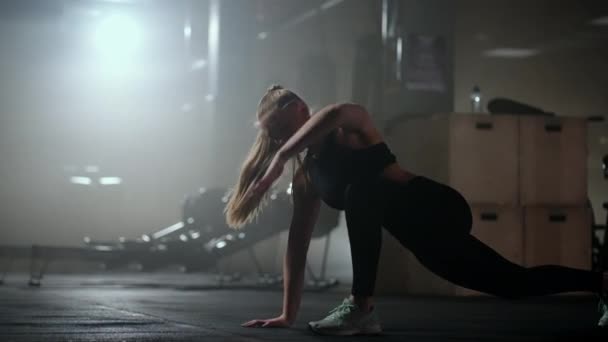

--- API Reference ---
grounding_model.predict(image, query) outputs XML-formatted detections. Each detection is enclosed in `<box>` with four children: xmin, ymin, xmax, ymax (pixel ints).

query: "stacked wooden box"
<box><xmin>374</xmin><ymin>113</ymin><xmax>591</xmax><ymax>296</ymax></box>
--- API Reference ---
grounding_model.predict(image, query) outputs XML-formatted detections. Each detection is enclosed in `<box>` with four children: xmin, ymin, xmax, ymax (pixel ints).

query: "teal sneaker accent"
<box><xmin>308</xmin><ymin>297</ymin><xmax>383</xmax><ymax>336</ymax></box>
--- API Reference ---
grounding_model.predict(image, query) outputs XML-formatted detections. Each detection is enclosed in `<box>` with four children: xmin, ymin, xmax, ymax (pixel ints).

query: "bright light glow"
<box><xmin>83</xmin><ymin>236</ymin><xmax>91</xmax><ymax>244</ymax></box>
<box><xmin>216</xmin><ymin>241</ymin><xmax>227</xmax><ymax>249</ymax></box>
<box><xmin>199</xmin><ymin>187</ymin><xmax>207</xmax><ymax>194</ymax></box>
<box><xmin>187</xmin><ymin>217</ymin><xmax>195</xmax><ymax>224</ymax></box>
<box><xmin>119</xmin><ymin>237</ymin><xmax>126</xmax><ymax>243</ymax></box>
<box><xmin>238</xmin><ymin>232</ymin><xmax>245</xmax><ymax>239</ymax></box>
<box><xmin>184</xmin><ymin>22</ymin><xmax>192</xmax><ymax>40</ymax></box>
<box><xmin>70</xmin><ymin>176</ymin><xmax>92</xmax><ymax>185</ymax></box>
<box><xmin>152</xmin><ymin>221</ymin><xmax>185</xmax><ymax>239</ymax></box>
<box><xmin>474</xmin><ymin>96</ymin><xmax>481</xmax><ymax>103</ymax></box>
<box><xmin>142</xmin><ymin>235</ymin><xmax>151</xmax><ymax>242</ymax></box>
<box><xmin>94</xmin><ymin>246</ymin><xmax>113</xmax><ymax>251</ymax></box>
<box><xmin>483</xmin><ymin>48</ymin><xmax>538</xmax><ymax>58</ymax></box>
<box><xmin>257</xmin><ymin>32</ymin><xmax>268</xmax><ymax>40</ymax></box>
<box><xmin>180</xmin><ymin>234</ymin><xmax>188</xmax><ymax>242</ymax></box>
<box><xmin>270</xmin><ymin>193</ymin><xmax>277</xmax><ymax>200</ymax></box>
<box><xmin>226</xmin><ymin>234</ymin><xmax>234</xmax><ymax>240</ymax></box>
<box><xmin>208</xmin><ymin>5</ymin><xmax>219</xmax><ymax>49</ymax></box>
<box><xmin>396</xmin><ymin>37</ymin><xmax>403</xmax><ymax>80</ymax></box>
<box><xmin>191</xmin><ymin>232</ymin><xmax>200</xmax><ymax>239</ymax></box>
<box><xmin>590</xmin><ymin>16</ymin><xmax>608</xmax><ymax>26</ymax></box>
<box><xmin>85</xmin><ymin>165</ymin><xmax>99</xmax><ymax>173</ymax></box>
<box><xmin>191</xmin><ymin>59</ymin><xmax>207</xmax><ymax>70</ymax></box>
<box><xmin>207</xmin><ymin>0</ymin><xmax>220</xmax><ymax>116</ymax></box>
<box><xmin>94</xmin><ymin>14</ymin><xmax>141</xmax><ymax>66</ymax></box>
<box><xmin>286</xmin><ymin>182</ymin><xmax>293</xmax><ymax>195</ymax></box>
<box><xmin>99</xmin><ymin>177</ymin><xmax>122</xmax><ymax>185</ymax></box>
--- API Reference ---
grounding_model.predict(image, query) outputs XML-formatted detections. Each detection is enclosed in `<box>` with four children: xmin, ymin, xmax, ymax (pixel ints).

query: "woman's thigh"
<box><xmin>381</xmin><ymin>176</ymin><xmax>473</xmax><ymax>245</ymax></box>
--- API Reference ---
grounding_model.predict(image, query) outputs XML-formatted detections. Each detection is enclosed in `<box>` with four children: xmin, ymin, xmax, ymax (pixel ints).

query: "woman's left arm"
<box><xmin>277</xmin><ymin>103</ymin><xmax>370</xmax><ymax>162</ymax></box>
<box><xmin>249</xmin><ymin>103</ymin><xmax>371</xmax><ymax>198</ymax></box>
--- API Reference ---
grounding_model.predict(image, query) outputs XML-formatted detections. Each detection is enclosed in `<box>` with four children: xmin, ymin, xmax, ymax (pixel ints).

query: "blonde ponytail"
<box><xmin>224</xmin><ymin>130</ymin><xmax>282</xmax><ymax>229</ymax></box>
<box><xmin>224</xmin><ymin>84</ymin><xmax>305</xmax><ymax>229</ymax></box>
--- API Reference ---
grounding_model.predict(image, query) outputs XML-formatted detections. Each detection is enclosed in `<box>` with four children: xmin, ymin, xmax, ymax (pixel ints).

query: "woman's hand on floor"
<box><xmin>241</xmin><ymin>314</ymin><xmax>292</xmax><ymax>328</ymax></box>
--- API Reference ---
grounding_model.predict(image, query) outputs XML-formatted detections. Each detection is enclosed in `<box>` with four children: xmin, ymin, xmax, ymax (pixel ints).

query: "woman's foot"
<box><xmin>308</xmin><ymin>297</ymin><xmax>383</xmax><ymax>336</ymax></box>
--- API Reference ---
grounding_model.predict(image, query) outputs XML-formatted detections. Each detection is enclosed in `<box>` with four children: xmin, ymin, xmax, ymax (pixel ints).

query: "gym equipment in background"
<box><xmin>487</xmin><ymin>98</ymin><xmax>556</xmax><ymax>116</ymax></box>
<box><xmin>0</xmin><ymin>185</ymin><xmax>342</xmax><ymax>291</ymax></box>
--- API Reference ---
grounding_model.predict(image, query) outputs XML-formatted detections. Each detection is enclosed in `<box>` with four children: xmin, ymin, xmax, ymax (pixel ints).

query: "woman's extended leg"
<box><xmin>380</xmin><ymin>175</ymin><xmax>604</xmax><ymax>298</ymax></box>
<box><xmin>405</xmin><ymin>233</ymin><xmax>603</xmax><ymax>299</ymax></box>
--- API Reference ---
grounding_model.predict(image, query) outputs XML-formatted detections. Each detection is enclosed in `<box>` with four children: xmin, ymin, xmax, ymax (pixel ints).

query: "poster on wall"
<box><xmin>404</xmin><ymin>34</ymin><xmax>447</xmax><ymax>92</ymax></box>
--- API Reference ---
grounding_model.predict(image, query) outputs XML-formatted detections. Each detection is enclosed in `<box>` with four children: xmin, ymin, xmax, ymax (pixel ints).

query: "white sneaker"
<box><xmin>308</xmin><ymin>297</ymin><xmax>383</xmax><ymax>336</ymax></box>
<box><xmin>599</xmin><ymin>294</ymin><xmax>608</xmax><ymax>327</ymax></box>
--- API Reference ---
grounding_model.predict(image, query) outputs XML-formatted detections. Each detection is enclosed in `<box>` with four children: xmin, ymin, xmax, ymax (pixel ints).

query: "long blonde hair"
<box><xmin>224</xmin><ymin>85</ymin><xmax>308</xmax><ymax>229</ymax></box>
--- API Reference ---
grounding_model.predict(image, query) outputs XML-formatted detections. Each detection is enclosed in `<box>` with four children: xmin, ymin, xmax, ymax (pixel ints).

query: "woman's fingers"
<box><xmin>241</xmin><ymin>317</ymin><xmax>288</xmax><ymax>328</ymax></box>
<box><xmin>241</xmin><ymin>319</ymin><xmax>261</xmax><ymax>327</ymax></box>
<box><xmin>242</xmin><ymin>319</ymin><xmax>269</xmax><ymax>327</ymax></box>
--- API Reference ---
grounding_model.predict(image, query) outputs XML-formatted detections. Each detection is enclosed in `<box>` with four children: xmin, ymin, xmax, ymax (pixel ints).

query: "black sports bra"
<box><xmin>306</xmin><ymin>130</ymin><xmax>397</xmax><ymax>210</ymax></box>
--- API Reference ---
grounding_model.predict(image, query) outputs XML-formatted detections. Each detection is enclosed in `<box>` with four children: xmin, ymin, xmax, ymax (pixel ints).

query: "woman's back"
<box><xmin>306</xmin><ymin>129</ymin><xmax>398</xmax><ymax>210</ymax></box>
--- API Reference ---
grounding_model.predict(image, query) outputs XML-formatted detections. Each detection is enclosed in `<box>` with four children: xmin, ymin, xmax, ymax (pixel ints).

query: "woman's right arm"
<box><xmin>281</xmin><ymin>167</ymin><xmax>321</xmax><ymax>324</ymax></box>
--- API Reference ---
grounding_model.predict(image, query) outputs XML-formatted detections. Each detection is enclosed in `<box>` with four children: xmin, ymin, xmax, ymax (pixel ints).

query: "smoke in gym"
<box><xmin>1</xmin><ymin>0</ymin><xmax>607</xmax><ymax>340</ymax></box>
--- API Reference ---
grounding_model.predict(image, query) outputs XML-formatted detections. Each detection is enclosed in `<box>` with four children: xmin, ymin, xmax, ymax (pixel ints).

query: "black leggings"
<box><xmin>344</xmin><ymin>175</ymin><xmax>603</xmax><ymax>298</ymax></box>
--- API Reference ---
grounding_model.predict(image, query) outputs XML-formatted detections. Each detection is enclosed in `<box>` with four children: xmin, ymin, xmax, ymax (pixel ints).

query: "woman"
<box><xmin>224</xmin><ymin>85</ymin><xmax>608</xmax><ymax>336</ymax></box>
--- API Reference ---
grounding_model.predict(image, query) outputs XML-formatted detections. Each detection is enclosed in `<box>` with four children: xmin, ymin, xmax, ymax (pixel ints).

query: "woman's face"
<box><xmin>262</xmin><ymin>99</ymin><xmax>309</xmax><ymax>142</ymax></box>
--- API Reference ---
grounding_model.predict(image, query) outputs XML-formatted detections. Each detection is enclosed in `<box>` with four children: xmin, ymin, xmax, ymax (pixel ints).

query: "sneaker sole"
<box><xmin>308</xmin><ymin>322</ymin><xmax>383</xmax><ymax>336</ymax></box>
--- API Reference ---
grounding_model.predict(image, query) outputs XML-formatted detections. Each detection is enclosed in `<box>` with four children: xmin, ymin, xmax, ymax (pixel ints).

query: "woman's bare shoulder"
<box><xmin>334</xmin><ymin>103</ymin><xmax>382</xmax><ymax>145</ymax></box>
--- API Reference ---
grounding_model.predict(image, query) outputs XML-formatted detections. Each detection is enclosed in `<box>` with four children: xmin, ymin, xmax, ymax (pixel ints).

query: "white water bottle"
<box><xmin>470</xmin><ymin>85</ymin><xmax>482</xmax><ymax>113</ymax></box>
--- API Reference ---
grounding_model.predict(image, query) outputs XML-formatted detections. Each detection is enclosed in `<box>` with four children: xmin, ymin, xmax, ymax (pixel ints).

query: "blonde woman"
<box><xmin>224</xmin><ymin>85</ymin><xmax>608</xmax><ymax>336</ymax></box>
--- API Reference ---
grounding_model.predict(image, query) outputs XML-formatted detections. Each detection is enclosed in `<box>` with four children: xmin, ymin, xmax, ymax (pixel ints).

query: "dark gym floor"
<box><xmin>1</xmin><ymin>273</ymin><xmax>607</xmax><ymax>342</ymax></box>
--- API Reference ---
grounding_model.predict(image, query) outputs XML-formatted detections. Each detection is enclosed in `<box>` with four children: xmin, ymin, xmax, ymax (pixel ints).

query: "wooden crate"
<box><xmin>520</xmin><ymin>116</ymin><xmax>587</xmax><ymax>205</ymax></box>
<box><xmin>523</xmin><ymin>206</ymin><xmax>592</xmax><ymax>270</ymax></box>
<box><xmin>385</xmin><ymin>113</ymin><xmax>519</xmax><ymax>205</ymax></box>
<box><xmin>457</xmin><ymin>205</ymin><xmax>524</xmax><ymax>296</ymax></box>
